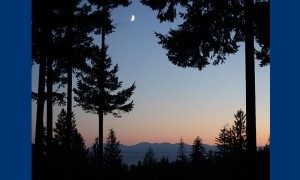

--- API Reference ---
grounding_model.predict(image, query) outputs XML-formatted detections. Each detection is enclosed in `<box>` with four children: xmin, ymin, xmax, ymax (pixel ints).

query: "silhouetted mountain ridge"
<box><xmin>88</xmin><ymin>142</ymin><xmax>217</xmax><ymax>165</ymax></box>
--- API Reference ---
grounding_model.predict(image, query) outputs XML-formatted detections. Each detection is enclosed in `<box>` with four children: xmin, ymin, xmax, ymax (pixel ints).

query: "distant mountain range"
<box><xmin>88</xmin><ymin>142</ymin><xmax>217</xmax><ymax>165</ymax></box>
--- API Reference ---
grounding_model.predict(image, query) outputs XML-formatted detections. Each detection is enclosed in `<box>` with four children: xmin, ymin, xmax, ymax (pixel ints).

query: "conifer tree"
<box><xmin>32</xmin><ymin>0</ymin><xmax>54</xmax><ymax>160</ymax></box>
<box><xmin>232</xmin><ymin>109</ymin><xmax>246</xmax><ymax>155</ymax></box>
<box><xmin>190</xmin><ymin>136</ymin><xmax>206</xmax><ymax>165</ymax></box>
<box><xmin>74</xmin><ymin>45</ymin><xmax>135</xmax><ymax>170</ymax></box>
<box><xmin>32</xmin><ymin>0</ymin><xmax>93</xmax><ymax>160</ymax></box>
<box><xmin>215</xmin><ymin>124</ymin><xmax>233</xmax><ymax>158</ymax></box>
<box><xmin>143</xmin><ymin>147</ymin><xmax>156</xmax><ymax>166</ymax></box>
<box><xmin>103</xmin><ymin>128</ymin><xmax>123</xmax><ymax>170</ymax></box>
<box><xmin>53</xmin><ymin>109</ymin><xmax>87</xmax><ymax>158</ymax></box>
<box><xmin>53</xmin><ymin>108</ymin><xmax>88</xmax><ymax>180</ymax></box>
<box><xmin>176</xmin><ymin>138</ymin><xmax>188</xmax><ymax>164</ymax></box>
<box><xmin>74</xmin><ymin>0</ymin><xmax>134</xmax><ymax>171</ymax></box>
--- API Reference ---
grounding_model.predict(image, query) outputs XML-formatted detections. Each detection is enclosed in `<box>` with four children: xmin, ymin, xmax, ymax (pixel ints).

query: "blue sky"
<box><xmin>32</xmin><ymin>1</ymin><xmax>269</xmax><ymax>147</ymax></box>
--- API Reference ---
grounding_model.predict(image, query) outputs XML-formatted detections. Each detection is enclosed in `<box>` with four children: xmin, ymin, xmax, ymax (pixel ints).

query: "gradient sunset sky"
<box><xmin>32</xmin><ymin>1</ymin><xmax>270</xmax><ymax>147</ymax></box>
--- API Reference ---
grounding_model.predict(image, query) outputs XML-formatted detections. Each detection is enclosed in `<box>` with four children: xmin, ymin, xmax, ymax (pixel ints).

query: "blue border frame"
<box><xmin>0</xmin><ymin>0</ymin><xmax>299</xmax><ymax>179</ymax></box>
<box><xmin>0</xmin><ymin>0</ymin><xmax>31</xmax><ymax>179</ymax></box>
<box><xmin>271</xmin><ymin>0</ymin><xmax>300</xmax><ymax>179</ymax></box>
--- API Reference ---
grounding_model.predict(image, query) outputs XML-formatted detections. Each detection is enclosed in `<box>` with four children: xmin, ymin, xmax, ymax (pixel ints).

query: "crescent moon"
<box><xmin>130</xmin><ymin>15</ymin><xmax>135</xmax><ymax>22</ymax></box>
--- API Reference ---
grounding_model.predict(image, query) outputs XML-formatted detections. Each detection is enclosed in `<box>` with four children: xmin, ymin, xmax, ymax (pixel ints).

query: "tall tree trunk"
<box><xmin>98</xmin><ymin>111</ymin><xmax>104</xmax><ymax>171</ymax></box>
<box><xmin>245</xmin><ymin>0</ymin><xmax>257</xmax><ymax>156</ymax></box>
<box><xmin>245</xmin><ymin>0</ymin><xmax>257</xmax><ymax>179</ymax></box>
<box><xmin>33</xmin><ymin>55</ymin><xmax>46</xmax><ymax>180</ymax></box>
<box><xmin>66</xmin><ymin>59</ymin><xmax>72</xmax><ymax>180</ymax></box>
<box><xmin>46</xmin><ymin>56</ymin><xmax>53</xmax><ymax>180</ymax></box>
<box><xmin>34</xmin><ymin>57</ymin><xmax>46</xmax><ymax>158</ymax></box>
<box><xmin>98</xmin><ymin>24</ymin><xmax>106</xmax><ymax>172</ymax></box>
<box><xmin>46</xmin><ymin>57</ymin><xmax>53</xmax><ymax>157</ymax></box>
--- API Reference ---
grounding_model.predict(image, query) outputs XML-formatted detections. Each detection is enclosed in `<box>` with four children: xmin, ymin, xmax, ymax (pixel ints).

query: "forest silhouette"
<box><xmin>32</xmin><ymin>0</ymin><xmax>270</xmax><ymax>180</ymax></box>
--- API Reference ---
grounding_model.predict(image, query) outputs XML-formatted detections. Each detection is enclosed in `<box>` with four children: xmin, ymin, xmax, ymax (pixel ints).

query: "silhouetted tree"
<box><xmin>53</xmin><ymin>108</ymin><xmax>88</xmax><ymax>180</ymax></box>
<box><xmin>232</xmin><ymin>109</ymin><xmax>246</xmax><ymax>155</ymax></box>
<box><xmin>74</xmin><ymin>0</ymin><xmax>133</xmax><ymax>171</ymax></box>
<box><xmin>190</xmin><ymin>136</ymin><xmax>206</xmax><ymax>165</ymax></box>
<box><xmin>103</xmin><ymin>128</ymin><xmax>123</xmax><ymax>171</ymax></box>
<box><xmin>176</xmin><ymin>138</ymin><xmax>188</xmax><ymax>165</ymax></box>
<box><xmin>74</xmin><ymin>45</ymin><xmax>135</xmax><ymax>171</ymax></box>
<box><xmin>215</xmin><ymin>124</ymin><xmax>233</xmax><ymax>158</ymax></box>
<box><xmin>52</xmin><ymin>2</ymin><xmax>94</xmax><ymax>162</ymax></box>
<box><xmin>53</xmin><ymin>109</ymin><xmax>86</xmax><ymax>153</ymax></box>
<box><xmin>32</xmin><ymin>0</ymin><xmax>92</xmax><ymax>163</ymax></box>
<box><xmin>143</xmin><ymin>147</ymin><xmax>156</xmax><ymax>166</ymax></box>
<box><xmin>215</xmin><ymin>109</ymin><xmax>246</xmax><ymax>158</ymax></box>
<box><xmin>32</xmin><ymin>0</ymin><xmax>54</xmax><ymax>160</ymax></box>
<box><xmin>32</xmin><ymin>1</ymin><xmax>71</xmax><ymax>179</ymax></box>
<box><xmin>140</xmin><ymin>0</ymin><xmax>270</xmax><ymax>157</ymax></box>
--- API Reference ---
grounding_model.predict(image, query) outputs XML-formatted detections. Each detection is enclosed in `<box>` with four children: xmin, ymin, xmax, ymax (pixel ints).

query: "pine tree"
<box><xmin>74</xmin><ymin>0</ymin><xmax>134</xmax><ymax>171</ymax></box>
<box><xmin>143</xmin><ymin>147</ymin><xmax>156</xmax><ymax>166</ymax></box>
<box><xmin>190</xmin><ymin>136</ymin><xmax>206</xmax><ymax>165</ymax></box>
<box><xmin>52</xmin><ymin>1</ymin><xmax>94</xmax><ymax>160</ymax></box>
<box><xmin>176</xmin><ymin>138</ymin><xmax>188</xmax><ymax>165</ymax></box>
<box><xmin>53</xmin><ymin>109</ymin><xmax>85</xmax><ymax>151</ymax></box>
<box><xmin>103</xmin><ymin>128</ymin><xmax>123</xmax><ymax>171</ymax></box>
<box><xmin>74</xmin><ymin>44</ymin><xmax>135</xmax><ymax>171</ymax></box>
<box><xmin>53</xmin><ymin>108</ymin><xmax>88</xmax><ymax>179</ymax></box>
<box><xmin>215</xmin><ymin>124</ymin><xmax>233</xmax><ymax>158</ymax></box>
<box><xmin>32</xmin><ymin>0</ymin><xmax>54</xmax><ymax>160</ymax></box>
<box><xmin>232</xmin><ymin>109</ymin><xmax>246</xmax><ymax>155</ymax></box>
<box><xmin>32</xmin><ymin>0</ymin><xmax>93</xmax><ymax>161</ymax></box>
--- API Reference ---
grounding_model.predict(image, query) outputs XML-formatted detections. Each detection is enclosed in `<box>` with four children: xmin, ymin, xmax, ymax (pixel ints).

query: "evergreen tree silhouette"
<box><xmin>32</xmin><ymin>0</ymin><xmax>92</xmax><ymax>162</ymax></box>
<box><xmin>32</xmin><ymin>0</ymin><xmax>53</xmax><ymax>161</ymax></box>
<box><xmin>75</xmin><ymin>0</ymin><xmax>133</xmax><ymax>172</ymax></box>
<box><xmin>52</xmin><ymin>1</ymin><xmax>94</xmax><ymax>162</ymax></box>
<box><xmin>32</xmin><ymin>1</ymin><xmax>71</xmax><ymax>178</ymax></box>
<box><xmin>53</xmin><ymin>108</ymin><xmax>88</xmax><ymax>180</ymax></box>
<box><xmin>190</xmin><ymin>136</ymin><xmax>206</xmax><ymax>165</ymax></box>
<box><xmin>215</xmin><ymin>124</ymin><xmax>233</xmax><ymax>158</ymax></box>
<box><xmin>103</xmin><ymin>128</ymin><xmax>126</xmax><ymax>178</ymax></box>
<box><xmin>215</xmin><ymin>110</ymin><xmax>246</xmax><ymax>158</ymax></box>
<box><xmin>143</xmin><ymin>147</ymin><xmax>156</xmax><ymax>166</ymax></box>
<box><xmin>53</xmin><ymin>109</ymin><xmax>86</xmax><ymax>153</ymax></box>
<box><xmin>74</xmin><ymin>44</ymin><xmax>135</xmax><ymax>172</ymax></box>
<box><xmin>140</xmin><ymin>0</ymin><xmax>270</xmax><ymax>158</ymax></box>
<box><xmin>103</xmin><ymin>129</ymin><xmax>123</xmax><ymax>170</ymax></box>
<box><xmin>232</xmin><ymin>109</ymin><xmax>246</xmax><ymax>155</ymax></box>
<box><xmin>176</xmin><ymin>138</ymin><xmax>188</xmax><ymax>165</ymax></box>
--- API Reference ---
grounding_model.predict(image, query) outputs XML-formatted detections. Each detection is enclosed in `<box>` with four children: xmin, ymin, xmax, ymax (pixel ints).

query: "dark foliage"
<box><xmin>52</xmin><ymin>109</ymin><xmax>89</xmax><ymax>180</ymax></box>
<box><xmin>176</xmin><ymin>138</ymin><xmax>188</xmax><ymax>165</ymax></box>
<box><xmin>74</xmin><ymin>46</ymin><xmax>135</xmax><ymax>117</ymax></box>
<box><xmin>140</xmin><ymin>0</ymin><xmax>269</xmax><ymax>68</ymax></box>
<box><xmin>190</xmin><ymin>136</ymin><xmax>206</xmax><ymax>165</ymax></box>
<box><xmin>103</xmin><ymin>129</ymin><xmax>123</xmax><ymax>171</ymax></box>
<box><xmin>73</xmin><ymin>0</ymin><xmax>135</xmax><ymax>172</ymax></box>
<box><xmin>140</xmin><ymin>0</ymin><xmax>270</xmax><ymax>158</ymax></box>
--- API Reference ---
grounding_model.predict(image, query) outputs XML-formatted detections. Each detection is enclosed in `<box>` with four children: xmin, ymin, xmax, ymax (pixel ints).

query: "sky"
<box><xmin>32</xmin><ymin>1</ymin><xmax>270</xmax><ymax>148</ymax></box>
